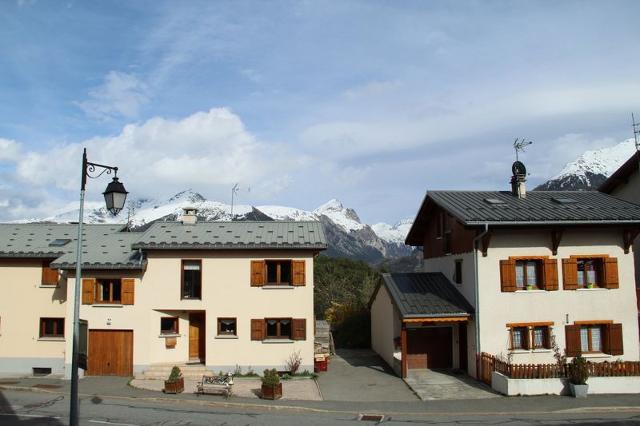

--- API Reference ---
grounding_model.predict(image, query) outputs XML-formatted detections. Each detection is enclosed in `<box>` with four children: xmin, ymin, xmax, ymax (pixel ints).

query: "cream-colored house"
<box><xmin>371</xmin><ymin>165</ymin><xmax>640</xmax><ymax>380</ymax></box>
<box><xmin>0</xmin><ymin>212</ymin><xmax>326</xmax><ymax>378</ymax></box>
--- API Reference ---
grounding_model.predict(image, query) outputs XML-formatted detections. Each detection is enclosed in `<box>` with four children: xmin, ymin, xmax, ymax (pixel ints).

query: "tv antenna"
<box><xmin>632</xmin><ymin>113</ymin><xmax>640</xmax><ymax>152</ymax></box>
<box><xmin>230</xmin><ymin>183</ymin><xmax>251</xmax><ymax>219</ymax></box>
<box><xmin>513</xmin><ymin>138</ymin><xmax>533</xmax><ymax>161</ymax></box>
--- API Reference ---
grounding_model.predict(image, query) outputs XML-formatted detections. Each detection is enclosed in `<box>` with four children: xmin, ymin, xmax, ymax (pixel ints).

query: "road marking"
<box><xmin>89</xmin><ymin>420</ymin><xmax>139</xmax><ymax>426</ymax></box>
<box><xmin>0</xmin><ymin>412</ymin><xmax>61</xmax><ymax>419</ymax></box>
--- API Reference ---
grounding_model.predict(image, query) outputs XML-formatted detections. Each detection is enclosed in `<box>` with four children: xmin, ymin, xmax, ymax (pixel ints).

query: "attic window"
<box><xmin>484</xmin><ymin>198</ymin><xmax>506</xmax><ymax>205</ymax></box>
<box><xmin>552</xmin><ymin>197</ymin><xmax>578</xmax><ymax>205</ymax></box>
<box><xmin>49</xmin><ymin>239</ymin><xmax>71</xmax><ymax>247</ymax></box>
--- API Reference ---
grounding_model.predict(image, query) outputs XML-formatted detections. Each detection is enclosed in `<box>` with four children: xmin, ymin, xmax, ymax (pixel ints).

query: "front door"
<box><xmin>87</xmin><ymin>330</ymin><xmax>133</xmax><ymax>376</ymax></box>
<box><xmin>189</xmin><ymin>313</ymin><xmax>205</xmax><ymax>362</ymax></box>
<box><xmin>407</xmin><ymin>327</ymin><xmax>453</xmax><ymax>370</ymax></box>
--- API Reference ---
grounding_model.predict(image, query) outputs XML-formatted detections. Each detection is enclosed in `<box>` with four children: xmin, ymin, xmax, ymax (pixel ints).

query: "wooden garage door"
<box><xmin>407</xmin><ymin>327</ymin><xmax>453</xmax><ymax>370</ymax></box>
<box><xmin>87</xmin><ymin>330</ymin><xmax>133</xmax><ymax>376</ymax></box>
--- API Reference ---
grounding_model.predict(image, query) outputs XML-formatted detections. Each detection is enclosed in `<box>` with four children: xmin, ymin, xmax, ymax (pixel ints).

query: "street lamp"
<box><xmin>70</xmin><ymin>148</ymin><xmax>127</xmax><ymax>426</ymax></box>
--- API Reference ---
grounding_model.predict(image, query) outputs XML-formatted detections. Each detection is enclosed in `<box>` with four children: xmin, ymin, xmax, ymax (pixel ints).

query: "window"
<box><xmin>576</xmin><ymin>258</ymin><xmax>604</xmax><ymax>288</ymax></box>
<box><xmin>508</xmin><ymin>323</ymin><xmax>552</xmax><ymax>350</ymax></box>
<box><xmin>515</xmin><ymin>260</ymin><xmax>541</xmax><ymax>290</ymax></box>
<box><xmin>160</xmin><ymin>317</ymin><xmax>179</xmax><ymax>335</ymax></box>
<box><xmin>95</xmin><ymin>279</ymin><xmax>122</xmax><ymax>304</ymax></box>
<box><xmin>48</xmin><ymin>239</ymin><xmax>71</xmax><ymax>247</ymax></box>
<box><xmin>217</xmin><ymin>318</ymin><xmax>237</xmax><ymax>336</ymax></box>
<box><xmin>454</xmin><ymin>260</ymin><xmax>463</xmax><ymax>284</ymax></box>
<box><xmin>580</xmin><ymin>325</ymin><xmax>603</xmax><ymax>353</ymax></box>
<box><xmin>265</xmin><ymin>318</ymin><xmax>292</xmax><ymax>339</ymax></box>
<box><xmin>435</xmin><ymin>212</ymin><xmax>444</xmax><ymax>239</ymax></box>
<box><xmin>266</xmin><ymin>260</ymin><xmax>292</xmax><ymax>285</ymax></box>
<box><xmin>532</xmin><ymin>326</ymin><xmax>550</xmax><ymax>349</ymax></box>
<box><xmin>40</xmin><ymin>318</ymin><xmax>64</xmax><ymax>338</ymax></box>
<box><xmin>182</xmin><ymin>260</ymin><xmax>202</xmax><ymax>299</ymax></box>
<box><xmin>510</xmin><ymin>327</ymin><xmax>528</xmax><ymax>350</ymax></box>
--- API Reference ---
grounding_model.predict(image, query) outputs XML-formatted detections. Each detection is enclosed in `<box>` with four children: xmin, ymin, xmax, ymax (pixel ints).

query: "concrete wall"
<box><xmin>370</xmin><ymin>285</ymin><xmax>398</xmax><ymax>370</ymax></box>
<box><xmin>64</xmin><ymin>250</ymin><xmax>316</xmax><ymax>375</ymax></box>
<box><xmin>478</xmin><ymin>228</ymin><xmax>640</xmax><ymax>363</ymax></box>
<box><xmin>492</xmin><ymin>371</ymin><xmax>640</xmax><ymax>396</ymax></box>
<box><xmin>424</xmin><ymin>251</ymin><xmax>476</xmax><ymax>308</ymax></box>
<box><xmin>0</xmin><ymin>260</ymin><xmax>67</xmax><ymax>375</ymax></box>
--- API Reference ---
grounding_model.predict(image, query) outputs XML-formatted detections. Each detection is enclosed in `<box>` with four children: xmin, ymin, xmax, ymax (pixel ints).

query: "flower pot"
<box><xmin>163</xmin><ymin>377</ymin><xmax>184</xmax><ymax>394</ymax></box>
<box><xmin>261</xmin><ymin>383</ymin><xmax>282</xmax><ymax>400</ymax></box>
<box><xmin>570</xmin><ymin>383</ymin><xmax>588</xmax><ymax>398</ymax></box>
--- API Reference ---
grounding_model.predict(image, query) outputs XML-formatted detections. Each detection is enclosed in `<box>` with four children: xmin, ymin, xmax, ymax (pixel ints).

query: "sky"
<box><xmin>1</xmin><ymin>1</ymin><xmax>639</xmax><ymax>224</ymax></box>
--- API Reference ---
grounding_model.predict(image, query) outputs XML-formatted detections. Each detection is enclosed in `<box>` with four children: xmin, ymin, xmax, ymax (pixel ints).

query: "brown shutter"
<box><xmin>250</xmin><ymin>261</ymin><xmax>265</xmax><ymax>287</ymax></box>
<box><xmin>500</xmin><ymin>259</ymin><xmax>516</xmax><ymax>292</ymax></box>
<box><xmin>562</xmin><ymin>258</ymin><xmax>578</xmax><ymax>290</ymax></box>
<box><xmin>41</xmin><ymin>262</ymin><xmax>59</xmax><ymax>286</ymax></box>
<box><xmin>251</xmin><ymin>319</ymin><xmax>264</xmax><ymax>341</ymax></box>
<box><xmin>121</xmin><ymin>279</ymin><xmax>135</xmax><ymax>305</ymax></box>
<box><xmin>82</xmin><ymin>279</ymin><xmax>95</xmax><ymax>305</ymax></box>
<box><xmin>543</xmin><ymin>258</ymin><xmax>559</xmax><ymax>291</ymax></box>
<box><xmin>565</xmin><ymin>324</ymin><xmax>582</xmax><ymax>357</ymax></box>
<box><xmin>292</xmin><ymin>260</ymin><xmax>306</xmax><ymax>286</ymax></box>
<box><xmin>604</xmin><ymin>323</ymin><xmax>624</xmax><ymax>355</ymax></box>
<box><xmin>604</xmin><ymin>257</ymin><xmax>619</xmax><ymax>289</ymax></box>
<box><xmin>292</xmin><ymin>318</ymin><xmax>306</xmax><ymax>340</ymax></box>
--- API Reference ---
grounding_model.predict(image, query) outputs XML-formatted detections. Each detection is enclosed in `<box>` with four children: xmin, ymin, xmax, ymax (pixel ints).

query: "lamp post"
<box><xmin>70</xmin><ymin>148</ymin><xmax>128</xmax><ymax>426</ymax></box>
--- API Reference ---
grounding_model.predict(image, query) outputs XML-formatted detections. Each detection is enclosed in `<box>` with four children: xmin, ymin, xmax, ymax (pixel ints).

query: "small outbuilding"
<box><xmin>370</xmin><ymin>272</ymin><xmax>474</xmax><ymax>378</ymax></box>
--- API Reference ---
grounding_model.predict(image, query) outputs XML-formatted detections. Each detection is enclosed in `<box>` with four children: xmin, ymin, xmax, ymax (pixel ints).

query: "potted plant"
<box><xmin>568</xmin><ymin>356</ymin><xmax>589</xmax><ymax>398</ymax></box>
<box><xmin>260</xmin><ymin>369</ymin><xmax>282</xmax><ymax>400</ymax></box>
<box><xmin>586</xmin><ymin>282</ymin><xmax>595</xmax><ymax>289</ymax></box>
<box><xmin>163</xmin><ymin>366</ymin><xmax>184</xmax><ymax>394</ymax></box>
<box><xmin>526</xmin><ymin>284</ymin><xmax>535</xmax><ymax>290</ymax></box>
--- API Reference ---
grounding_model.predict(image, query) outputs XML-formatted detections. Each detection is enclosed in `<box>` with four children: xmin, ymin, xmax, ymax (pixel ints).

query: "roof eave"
<box><xmin>132</xmin><ymin>243</ymin><xmax>328</xmax><ymax>250</ymax></box>
<box><xmin>464</xmin><ymin>220</ymin><xmax>640</xmax><ymax>226</ymax></box>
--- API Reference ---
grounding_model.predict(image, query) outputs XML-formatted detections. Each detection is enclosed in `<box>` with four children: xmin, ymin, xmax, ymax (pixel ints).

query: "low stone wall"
<box><xmin>492</xmin><ymin>372</ymin><xmax>640</xmax><ymax>396</ymax></box>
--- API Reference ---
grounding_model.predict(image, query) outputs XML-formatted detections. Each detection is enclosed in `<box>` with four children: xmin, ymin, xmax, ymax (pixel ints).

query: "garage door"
<box><xmin>407</xmin><ymin>327</ymin><xmax>452</xmax><ymax>370</ymax></box>
<box><xmin>87</xmin><ymin>330</ymin><xmax>133</xmax><ymax>376</ymax></box>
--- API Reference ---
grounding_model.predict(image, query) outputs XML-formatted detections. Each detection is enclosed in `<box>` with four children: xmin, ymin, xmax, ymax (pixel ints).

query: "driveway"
<box><xmin>316</xmin><ymin>349</ymin><xmax>419</xmax><ymax>401</ymax></box>
<box><xmin>405</xmin><ymin>369</ymin><xmax>499</xmax><ymax>400</ymax></box>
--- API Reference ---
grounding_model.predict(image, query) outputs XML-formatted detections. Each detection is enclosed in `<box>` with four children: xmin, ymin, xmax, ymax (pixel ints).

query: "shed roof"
<box><xmin>377</xmin><ymin>273</ymin><xmax>474</xmax><ymax>319</ymax></box>
<box><xmin>132</xmin><ymin>221</ymin><xmax>327</xmax><ymax>250</ymax></box>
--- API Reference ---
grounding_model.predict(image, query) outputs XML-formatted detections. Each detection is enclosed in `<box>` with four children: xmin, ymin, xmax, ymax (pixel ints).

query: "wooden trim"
<box><xmin>551</xmin><ymin>229</ymin><xmax>563</xmax><ymax>256</ymax></box>
<box><xmin>39</xmin><ymin>317</ymin><xmax>65</xmax><ymax>338</ymax></box>
<box><xmin>402</xmin><ymin>316</ymin><xmax>468</xmax><ymax>323</ymax></box>
<box><xmin>265</xmin><ymin>260</ymin><xmax>293</xmax><ymax>286</ymax></box>
<box><xmin>480</xmin><ymin>232</ymin><xmax>492</xmax><ymax>257</ymax></box>
<box><xmin>569</xmin><ymin>254</ymin><xmax>610</xmax><ymax>259</ymax></box>
<box><xmin>623</xmin><ymin>229</ymin><xmax>640</xmax><ymax>254</ymax></box>
<box><xmin>400</xmin><ymin>325</ymin><xmax>407</xmax><ymax>378</ymax></box>
<box><xmin>506</xmin><ymin>321</ymin><xmax>554</xmax><ymax>327</ymax></box>
<box><xmin>264</xmin><ymin>317</ymin><xmax>294</xmax><ymax>339</ymax></box>
<box><xmin>508</xmin><ymin>256</ymin><xmax>550</xmax><ymax>261</ymax></box>
<box><xmin>574</xmin><ymin>320</ymin><xmax>613</xmax><ymax>325</ymax></box>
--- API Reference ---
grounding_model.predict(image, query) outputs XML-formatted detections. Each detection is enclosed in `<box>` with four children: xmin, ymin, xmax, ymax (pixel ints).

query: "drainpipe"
<box><xmin>472</xmin><ymin>223</ymin><xmax>489</xmax><ymax>377</ymax></box>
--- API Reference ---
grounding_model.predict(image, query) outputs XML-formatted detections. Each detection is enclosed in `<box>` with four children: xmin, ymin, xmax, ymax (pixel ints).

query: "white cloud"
<box><xmin>76</xmin><ymin>71</ymin><xmax>149</xmax><ymax>120</ymax></box>
<box><xmin>5</xmin><ymin>108</ymin><xmax>304</xmax><ymax>220</ymax></box>
<box><xmin>0</xmin><ymin>138</ymin><xmax>21</xmax><ymax>162</ymax></box>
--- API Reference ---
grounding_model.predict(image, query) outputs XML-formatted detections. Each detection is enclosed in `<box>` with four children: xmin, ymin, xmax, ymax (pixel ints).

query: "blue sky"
<box><xmin>1</xmin><ymin>1</ymin><xmax>639</xmax><ymax>223</ymax></box>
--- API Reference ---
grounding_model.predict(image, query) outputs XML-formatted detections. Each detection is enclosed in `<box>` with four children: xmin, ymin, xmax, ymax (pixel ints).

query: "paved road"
<box><xmin>2</xmin><ymin>388</ymin><xmax>640</xmax><ymax>425</ymax></box>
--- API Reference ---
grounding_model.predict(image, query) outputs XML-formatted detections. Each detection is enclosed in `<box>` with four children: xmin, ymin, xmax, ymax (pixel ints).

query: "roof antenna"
<box><xmin>632</xmin><ymin>113</ymin><xmax>640</xmax><ymax>152</ymax></box>
<box><xmin>230</xmin><ymin>184</ymin><xmax>251</xmax><ymax>221</ymax></box>
<box><xmin>513</xmin><ymin>138</ymin><xmax>533</xmax><ymax>162</ymax></box>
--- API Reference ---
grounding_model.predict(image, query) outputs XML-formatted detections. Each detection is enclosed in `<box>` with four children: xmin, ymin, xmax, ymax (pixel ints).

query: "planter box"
<box><xmin>163</xmin><ymin>377</ymin><xmax>184</xmax><ymax>394</ymax></box>
<box><xmin>570</xmin><ymin>383</ymin><xmax>588</xmax><ymax>398</ymax></box>
<box><xmin>314</xmin><ymin>358</ymin><xmax>328</xmax><ymax>372</ymax></box>
<box><xmin>261</xmin><ymin>383</ymin><xmax>282</xmax><ymax>400</ymax></box>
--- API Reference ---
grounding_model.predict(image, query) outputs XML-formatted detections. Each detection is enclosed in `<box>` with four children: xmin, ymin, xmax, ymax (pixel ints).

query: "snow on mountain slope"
<box><xmin>255</xmin><ymin>205</ymin><xmax>317</xmax><ymax>221</ymax></box>
<box><xmin>371</xmin><ymin>219</ymin><xmax>413</xmax><ymax>244</ymax></box>
<box><xmin>313</xmin><ymin>199</ymin><xmax>365</xmax><ymax>232</ymax></box>
<box><xmin>536</xmin><ymin>138</ymin><xmax>637</xmax><ymax>191</ymax></box>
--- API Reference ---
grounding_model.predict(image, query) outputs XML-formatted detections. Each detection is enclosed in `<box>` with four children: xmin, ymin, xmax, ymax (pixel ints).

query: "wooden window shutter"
<box><xmin>251</xmin><ymin>319</ymin><xmax>265</xmax><ymax>341</ymax></box>
<box><xmin>292</xmin><ymin>318</ymin><xmax>306</xmax><ymax>340</ymax></box>
<box><xmin>542</xmin><ymin>258</ymin><xmax>559</xmax><ymax>291</ymax></box>
<box><xmin>562</xmin><ymin>258</ymin><xmax>578</xmax><ymax>290</ymax></box>
<box><xmin>292</xmin><ymin>260</ymin><xmax>306</xmax><ymax>286</ymax></box>
<box><xmin>499</xmin><ymin>259</ymin><xmax>516</xmax><ymax>292</ymax></box>
<box><xmin>565</xmin><ymin>324</ymin><xmax>582</xmax><ymax>357</ymax></box>
<box><xmin>41</xmin><ymin>262</ymin><xmax>58</xmax><ymax>286</ymax></box>
<box><xmin>81</xmin><ymin>279</ymin><xmax>95</xmax><ymax>305</ymax></box>
<box><xmin>603</xmin><ymin>257</ymin><xmax>619</xmax><ymax>289</ymax></box>
<box><xmin>604</xmin><ymin>323</ymin><xmax>624</xmax><ymax>355</ymax></box>
<box><xmin>121</xmin><ymin>279</ymin><xmax>135</xmax><ymax>305</ymax></box>
<box><xmin>250</xmin><ymin>261</ymin><xmax>265</xmax><ymax>287</ymax></box>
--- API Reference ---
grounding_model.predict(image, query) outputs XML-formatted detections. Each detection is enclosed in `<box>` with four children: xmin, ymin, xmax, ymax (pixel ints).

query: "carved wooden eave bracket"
<box><xmin>481</xmin><ymin>231</ymin><xmax>492</xmax><ymax>257</ymax></box>
<box><xmin>623</xmin><ymin>228</ymin><xmax>640</xmax><ymax>254</ymax></box>
<box><xmin>551</xmin><ymin>229</ymin><xmax>564</xmax><ymax>256</ymax></box>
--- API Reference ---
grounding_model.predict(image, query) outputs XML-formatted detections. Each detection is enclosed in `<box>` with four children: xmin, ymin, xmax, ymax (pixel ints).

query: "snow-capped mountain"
<box><xmin>25</xmin><ymin>190</ymin><xmax>415</xmax><ymax>264</ymax></box>
<box><xmin>536</xmin><ymin>138</ymin><xmax>636</xmax><ymax>191</ymax></box>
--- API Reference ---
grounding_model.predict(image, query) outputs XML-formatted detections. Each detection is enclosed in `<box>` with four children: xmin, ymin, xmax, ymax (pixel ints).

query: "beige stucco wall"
<box><xmin>0</xmin><ymin>260</ymin><xmax>67</xmax><ymax>375</ymax></box>
<box><xmin>370</xmin><ymin>285</ymin><xmax>398</xmax><ymax>369</ymax></box>
<box><xmin>609</xmin><ymin>169</ymin><xmax>640</xmax><ymax>287</ymax></box>
<box><xmin>478</xmin><ymin>228</ymin><xmax>640</xmax><ymax>363</ymax></box>
<box><xmin>64</xmin><ymin>250</ymin><xmax>316</xmax><ymax>374</ymax></box>
<box><xmin>424</xmin><ymin>251</ymin><xmax>476</xmax><ymax>308</ymax></box>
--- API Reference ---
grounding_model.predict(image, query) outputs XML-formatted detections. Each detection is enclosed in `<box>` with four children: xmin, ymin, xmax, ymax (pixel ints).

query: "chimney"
<box><xmin>511</xmin><ymin>161</ymin><xmax>527</xmax><ymax>199</ymax></box>
<box><xmin>181</xmin><ymin>207</ymin><xmax>198</xmax><ymax>225</ymax></box>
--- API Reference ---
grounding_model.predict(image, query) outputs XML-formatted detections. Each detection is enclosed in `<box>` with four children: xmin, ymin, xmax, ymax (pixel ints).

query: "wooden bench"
<box><xmin>196</xmin><ymin>374</ymin><xmax>234</xmax><ymax>397</ymax></box>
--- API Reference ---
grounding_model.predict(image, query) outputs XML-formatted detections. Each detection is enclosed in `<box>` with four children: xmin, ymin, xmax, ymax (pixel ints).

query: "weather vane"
<box><xmin>513</xmin><ymin>138</ymin><xmax>533</xmax><ymax>161</ymax></box>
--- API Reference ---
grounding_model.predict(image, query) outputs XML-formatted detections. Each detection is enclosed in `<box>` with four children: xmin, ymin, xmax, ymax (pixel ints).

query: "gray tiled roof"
<box><xmin>0</xmin><ymin>223</ymin><xmax>144</xmax><ymax>270</ymax></box>
<box><xmin>428</xmin><ymin>190</ymin><xmax>640</xmax><ymax>225</ymax></box>
<box><xmin>380</xmin><ymin>273</ymin><xmax>474</xmax><ymax>319</ymax></box>
<box><xmin>132</xmin><ymin>221</ymin><xmax>327</xmax><ymax>250</ymax></box>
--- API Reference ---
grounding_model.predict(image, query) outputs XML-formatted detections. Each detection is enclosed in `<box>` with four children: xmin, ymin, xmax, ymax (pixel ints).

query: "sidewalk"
<box><xmin>1</xmin><ymin>376</ymin><xmax>640</xmax><ymax>416</ymax></box>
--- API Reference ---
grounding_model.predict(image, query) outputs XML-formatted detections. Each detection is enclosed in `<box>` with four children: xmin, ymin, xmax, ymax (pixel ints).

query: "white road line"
<box><xmin>89</xmin><ymin>420</ymin><xmax>140</xmax><ymax>426</ymax></box>
<box><xmin>0</xmin><ymin>412</ymin><xmax>61</xmax><ymax>419</ymax></box>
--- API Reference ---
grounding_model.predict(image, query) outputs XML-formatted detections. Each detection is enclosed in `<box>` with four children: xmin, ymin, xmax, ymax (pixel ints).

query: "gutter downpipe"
<box><xmin>472</xmin><ymin>223</ymin><xmax>489</xmax><ymax>378</ymax></box>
